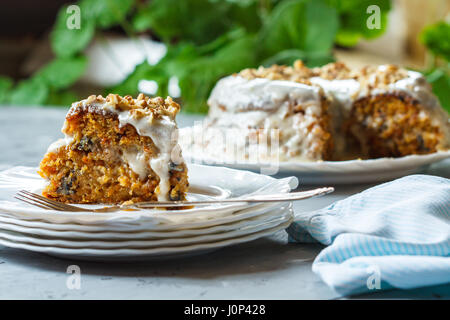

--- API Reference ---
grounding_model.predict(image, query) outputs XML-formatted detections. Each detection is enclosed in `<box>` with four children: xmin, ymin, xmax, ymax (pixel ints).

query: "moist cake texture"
<box><xmin>185</xmin><ymin>61</ymin><xmax>450</xmax><ymax>162</ymax></box>
<box><xmin>39</xmin><ymin>94</ymin><xmax>188</xmax><ymax>204</ymax></box>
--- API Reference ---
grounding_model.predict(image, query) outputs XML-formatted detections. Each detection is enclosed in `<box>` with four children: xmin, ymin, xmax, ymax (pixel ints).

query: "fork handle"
<box><xmin>130</xmin><ymin>187</ymin><xmax>334</xmax><ymax>208</ymax></box>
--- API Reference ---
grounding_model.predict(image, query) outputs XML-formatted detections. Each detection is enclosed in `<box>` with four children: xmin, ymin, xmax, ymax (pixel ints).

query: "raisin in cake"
<box><xmin>39</xmin><ymin>94</ymin><xmax>188</xmax><ymax>204</ymax></box>
<box><xmin>184</xmin><ymin>61</ymin><xmax>450</xmax><ymax>162</ymax></box>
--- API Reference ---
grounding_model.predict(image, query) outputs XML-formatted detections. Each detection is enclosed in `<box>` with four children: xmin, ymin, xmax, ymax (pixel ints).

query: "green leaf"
<box><xmin>121</xmin><ymin>26</ymin><xmax>261</xmax><ymax>113</ymax></box>
<box><xmin>50</xmin><ymin>5</ymin><xmax>95</xmax><ymax>58</ymax></box>
<box><xmin>132</xmin><ymin>5</ymin><xmax>155</xmax><ymax>32</ymax></box>
<box><xmin>326</xmin><ymin>0</ymin><xmax>391</xmax><ymax>47</ymax></box>
<box><xmin>207</xmin><ymin>35</ymin><xmax>257</xmax><ymax>73</ymax></box>
<box><xmin>0</xmin><ymin>76</ymin><xmax>13</xmax><ymax>104</ymax></box>
<box><xmin>226</xmin><ymin>0</ymin><xmax>262</xmax><ymax>33</ymax></box>
<box><xmin>109</xmin><ymin>43</ymin><xmax>200</xmax><ymax>98</ymax></box>
<box><xmin>36</xmin><ymin>56</ymin><xmax>87</xmax><ymax>90</ymax></box>
<box><xmin>303</xmin><ymin>0</ymin><xmax>339</xmax><ymax>53</ymax></box>
<box><xmin>259</xmin><ymin>0</ymin><xmax>308</xmax><ymax>58</ymax></box>
<box><xmin>80</xmin><ymin>0</ymin><xmax>135</xmax><ymax>29</ymax></box>
<box><xmin>9</xmin><ymin>79</ymin><xmax>49</xmax><ymax>106</ymax></box>
<box><xmin>261</xmin><ymin>49</ymin><xmax>334</xmax><ymax>67</ymax></box>
<box><xmin>335</xmin><ymin>29</ymin><xmax>361</xmax><ymax>47</ymax></box>
<box><xmin>426</xmin><ymin>68</ymin><xmax>450</xmax><ymax>113</ymax></box>
<box><xmin>259</xmin><ymin>0</ymin><xmax>338</xmax><ymax>60</ymax></box>
<box><xmin>115</xmin><ymin>30</ymin><xmax>258</xmax><ymax>113</ymax></box>
<box><xmin>177</xmin><ymin>35</ymin><xmax>257</xmax><ymax>113</ymax></box>
<box><xmin>47</xmin><ymin>90</ymin><xmax>80</xmax><ymax>106</ymax></box>
<box><xmin>132</xmin><ymin>0</ymin><xmax>232</xmax><ymax>45</ymax></box>
<box><xmin>420</xmin><ymin>21</ymin><xmax>450</xmax><ymax>62</ymax></box>
<box><xmin>108</xmin><ymin>61</ymin><xmax>166</xmax><ymax>97</ymax></box>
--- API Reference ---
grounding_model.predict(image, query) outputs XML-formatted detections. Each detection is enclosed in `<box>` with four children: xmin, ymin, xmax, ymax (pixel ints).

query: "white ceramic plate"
<box><xmin>183</xmin><ymin>150</ymin><xmax>450</xmax><ymax>184</ymax></box>
<box><xmin>0</xmin><ymin>202</ymin><xmax>283</xmax><ymax>233</ymax></box>
<box><xmin>0</xmin><ymin>164</ymin><xmax>298</xmax><ymax>226</ymax></box>
<box><xmin>0</xmin><ymin>217</ymin><xmax>293</xmax><ymax>261</ymax></box>
<box><xmin>0</xmin><ymin>207</ymin><xmax>292</xmax><ymax>249</ymax></box>
<box><xmin>0</xmin><ymin>204</ymin><xmax>291</xmax><ymax>240</ymax></box>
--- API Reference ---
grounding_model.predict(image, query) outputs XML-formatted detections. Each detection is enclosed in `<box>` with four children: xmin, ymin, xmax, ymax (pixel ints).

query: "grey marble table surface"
<box><xmin>0</xmin><ymin>106</ymin><xmax>449</xmax><ymax>300</ymax></box>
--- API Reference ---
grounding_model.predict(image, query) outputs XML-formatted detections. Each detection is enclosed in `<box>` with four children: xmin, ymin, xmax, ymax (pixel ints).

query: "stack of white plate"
<box><xmin>0</xmin><ymin>164</ymin><xmax>298</xmax><ymax>261</ymax></box>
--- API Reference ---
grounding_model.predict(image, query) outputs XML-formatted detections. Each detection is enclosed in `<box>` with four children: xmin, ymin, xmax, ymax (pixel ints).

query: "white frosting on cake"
<box><xmin>208</xmin><ymin>76</ymin><xmax>322</xmax><ymax>114</ymax></box>
<box><xmin>121</xmin><ymin>149</ymin><xmax>148</xmax><ymax>179</ymax></box>
<box><xmin>47</xmin><ymin>135</ymin><xmax>74</xmax><ymax>153</ymax></box>
<box><xmin>309</xmin><ymin>78</ymin><xmax>360</xmax><ymax>111</ymax></box>
<box><xmin>201</xmin><ymin>76</ymin><xmax>326</xmax><ymax>161</ymax></box>
<box><xmin>112</xmin><ymin>110</ymin><xmax>177</xmax><ymax>201</ymax></box>
<box><xmin>310</xmin><ymin>70</ymin><xmax>440</xmax><ymax>110</ymax></box>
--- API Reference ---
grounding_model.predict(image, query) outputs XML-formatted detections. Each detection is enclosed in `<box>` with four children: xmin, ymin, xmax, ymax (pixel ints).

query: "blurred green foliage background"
<box><xmin>0</xmin><ymin>0</ymin><xmax>448</xmax><ymax>113</ymax></box>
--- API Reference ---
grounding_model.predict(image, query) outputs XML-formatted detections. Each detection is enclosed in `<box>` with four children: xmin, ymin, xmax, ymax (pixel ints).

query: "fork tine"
<box><xmin>19</xmin><ymin>190</ymin><xmax>64</xmax><ymax>204</ymax></box>
<box><xmin>17</xmin><ymin>191</ymin><xmax>84</xmax><ymax>212</ymax></box>
<box><xmin>17</xmin><ymin>190</ymin><xmax>120</xmax><ymax>213</ymax></box>
<box><xmin>17</xmin><ymin>190</ymin><xmax>68</xmax><ymax>210</ymax></box>
<box><xmin>14</xmin><ymin>195</ymin><xmax>55</xmax><ymax>210</ymax></box>
<box><xmin>18</xmin><ymin>190</ymin><xmax>85</xmax><ymax>212</ymax></box>
<box><xmin>15</xmin><ymin>193</ymin><xmax>69</xmax><ymax>211</ymax></box>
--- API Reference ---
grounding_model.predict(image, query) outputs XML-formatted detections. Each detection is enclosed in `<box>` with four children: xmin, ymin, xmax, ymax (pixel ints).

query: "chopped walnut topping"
<box><xmin>312</xmin><ymin>62</ymin><xmax>352</xmax><ymax>80</ymax></box>
<box><xmin>238</xmin><ymin>62</ymin><xmax>313</xmax><ymax>85</ymax></box>
<box><xmin>356</xmin><ymin>65</ymin><xmax>409</xmax><ymax>90</ymax></box>
<box><xmin>236</xmin><ymin>60</ymin><xmax>410</xmax><ymax>88</ymax></box>
<box><xmin>68</xmin><ymin>94</ymin><xmax>181</xmax><ymax>120</ymax></box>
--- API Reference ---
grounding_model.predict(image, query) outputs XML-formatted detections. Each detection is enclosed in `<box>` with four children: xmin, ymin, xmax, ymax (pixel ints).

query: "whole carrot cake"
<box><xmin>39</xmin><ymin>94</ymin><xmax>188</xmax><ymax>204</ymax></box>
<box><xmin>184</xmin><ymin>61</ymin><xmax>450</xmax><ymax>162</ymax></box>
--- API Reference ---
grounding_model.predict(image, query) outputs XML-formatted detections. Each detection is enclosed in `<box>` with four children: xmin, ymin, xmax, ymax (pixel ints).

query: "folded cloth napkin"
<box><xmin>286</xmin><ymin>174</ymin><xmax>450</xmax><ymax>296</ymax></box>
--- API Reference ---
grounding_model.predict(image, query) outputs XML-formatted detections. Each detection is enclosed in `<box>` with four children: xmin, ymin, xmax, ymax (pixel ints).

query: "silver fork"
<box><xmin>15</xmin><ymin>187</ymin><xmax>334</xmax><ymax>213</ymax></box>
<box><xmin>15</xmin><ymin>190</ymin><xmax>126</xmax><ymax>213</ymax></box>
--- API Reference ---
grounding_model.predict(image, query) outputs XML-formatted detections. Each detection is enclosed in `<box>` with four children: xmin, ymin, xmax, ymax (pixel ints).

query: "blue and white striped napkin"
<box><xmin>286</xmin><ymin>174</ymin><xmax>450</xmax><ymax>296</ymax></box>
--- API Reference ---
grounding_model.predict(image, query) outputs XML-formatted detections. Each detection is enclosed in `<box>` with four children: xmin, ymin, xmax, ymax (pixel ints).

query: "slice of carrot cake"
<box><xmin>39</xmin><ymin>94</ymin><xmax>188</xmax><ymax>204</ymax></box>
